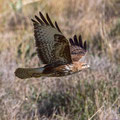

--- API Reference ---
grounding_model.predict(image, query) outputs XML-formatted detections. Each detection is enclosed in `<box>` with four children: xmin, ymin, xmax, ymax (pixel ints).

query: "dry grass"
<box><xmin>0</xmin><ymin>0</ymin><xmax>120</xmax><ymax>120</ymax></box>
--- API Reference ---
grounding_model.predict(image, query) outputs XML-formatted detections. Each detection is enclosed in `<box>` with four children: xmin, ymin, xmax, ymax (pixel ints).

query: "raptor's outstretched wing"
<box><xmin>69</xmin><ymin>35</ymin><xmax>87</xmax><ymax>62</ymax></box>
<box><xmin>31</xmin><ymin>12</ymin><xmax>72</xmax><ymax>65</ymax></box>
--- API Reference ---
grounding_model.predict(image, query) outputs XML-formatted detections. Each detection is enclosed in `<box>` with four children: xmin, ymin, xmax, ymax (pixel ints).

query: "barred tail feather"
<box><xmin>15</xmin><ymin>67</ymin><xmax>44</xmax><ymax>79</ymax></box>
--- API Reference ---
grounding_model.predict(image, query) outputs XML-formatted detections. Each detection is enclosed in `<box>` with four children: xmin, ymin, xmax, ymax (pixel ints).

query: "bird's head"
<box><xmin>73</xmin><ymin>62</ymin><xmax>90</xmax><ymax>71</ymax></box>
<box><xmin>78</xmin><ymin>62</ymin><xmax>90</xmax><ymax>71</ymax></box>
<box><xmin>81</xmin><ymin>63</ymin><xmax>90</xmax><ymax>69</ymax></box>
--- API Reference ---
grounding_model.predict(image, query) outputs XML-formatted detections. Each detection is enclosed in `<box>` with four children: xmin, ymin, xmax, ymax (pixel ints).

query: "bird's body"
<box><xmin>15</xmin><ymin>62</ymin><xmax>89</xmax><ymax>79</ymax></box>
<box><xmin>15</xmin><ymin>12</ymin><xmax>89</xmax><ymax>79</ymax></box>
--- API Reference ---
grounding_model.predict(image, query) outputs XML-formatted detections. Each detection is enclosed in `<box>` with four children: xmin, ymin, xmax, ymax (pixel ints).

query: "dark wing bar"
<box><xmin>69</xmin><ymin>38</ymin><xmax>75</xmax><ymax>45</ymax></box>
<box><xmin>69</xmin><ymin>35</ymin><xmax>87</xmax><ymax>51</ymax></box>
<box><xmin>46</xmin><ymin>13</ymin><xmax>55</xmax><ymax>27</ymax></box>
<box><xmin>31</xmin><ymin>12</ymin><xmax>62</xmax><ymax>33</ymax></box>
<box><xmin>55</xmin><ymin>21</ymin><xmax>62</xmax><ymax>33</ymax></box>
<box><xmin>35</xmin><ymin>15</ymin><xmax>44</xmax><ymax>25</ymax></box>
<box><xmin>84</xmin><ymin>41</ymin><xmax>87</xmax><ymax>51</ymax></box>
<box><xmin>78</xmin><ymin>35</ymin><xmax>83</xmax><ymax>48</ymax></box>
<box><xmin>74</xmin><ymin>35</ymin><xmax>79</xmax><ymax>46</ymax></box>
<box><xmin>39</xmin><ymin>12</ymin><xmax>49</xmax><ymax>25</ymax></box>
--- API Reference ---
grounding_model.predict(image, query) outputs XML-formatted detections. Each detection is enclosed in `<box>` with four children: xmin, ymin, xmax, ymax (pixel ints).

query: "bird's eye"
<box><xmin>82</xmin><ymin>64</ymin><xmax>87</xmax><ymax>66</ymax></box>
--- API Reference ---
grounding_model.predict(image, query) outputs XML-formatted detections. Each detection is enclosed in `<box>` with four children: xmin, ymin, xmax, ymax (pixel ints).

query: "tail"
<box><xmin>15</xmin><ymin>67</ymin><xmax>44</xmax><ymax>79</ymax></box>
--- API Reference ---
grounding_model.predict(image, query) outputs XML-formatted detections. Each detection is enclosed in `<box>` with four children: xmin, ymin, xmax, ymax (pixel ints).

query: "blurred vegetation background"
<box><xmin>0</xmin><ymin>0</ymin><xmax>120</xmax><ymax>120</ymax></box>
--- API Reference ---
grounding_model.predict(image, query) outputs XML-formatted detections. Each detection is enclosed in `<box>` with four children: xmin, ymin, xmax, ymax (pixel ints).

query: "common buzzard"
<box><xmin>15</xmin><ymin>12</ymin><xmax>89</xmax><ymax>79</ymax></box>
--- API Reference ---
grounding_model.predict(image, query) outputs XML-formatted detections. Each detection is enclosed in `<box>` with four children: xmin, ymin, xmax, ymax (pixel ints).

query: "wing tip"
<box><xmin>69</xmin><ymin>35</ymin><xmax>87</xmax><ymax>51</ymax></box>
<box><xmin>31</xmin><ymin>11</ymin><xmax>62</xmax><ymax>32</ymax></box>
<box><xmin>55</xmin><ymin>21</ymin><xmax>62</xmax><ymax>33</ymax></box>
<box><xmin>31</xmin><ymin>18</ymin><xmax>37</xmax><ymax>23</ymax></box>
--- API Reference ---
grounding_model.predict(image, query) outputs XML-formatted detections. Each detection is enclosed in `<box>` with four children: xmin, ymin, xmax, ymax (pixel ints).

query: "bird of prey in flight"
<box><xmin>15</xmin><ymin>12</ymin><xmax>89</xmax><ymax>79</ymax></box>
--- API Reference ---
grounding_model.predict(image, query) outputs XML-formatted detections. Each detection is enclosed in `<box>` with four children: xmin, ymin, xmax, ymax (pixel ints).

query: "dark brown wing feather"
<box><xmin>69</xmin><ymin>35</ymin><xmax>87</xmax><ymax>61</ymax></box>
<box><xmin>31</xmin><ymin>12</ymin><xmax>72</xmax><ymax>65</ymax></box>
